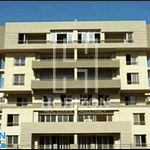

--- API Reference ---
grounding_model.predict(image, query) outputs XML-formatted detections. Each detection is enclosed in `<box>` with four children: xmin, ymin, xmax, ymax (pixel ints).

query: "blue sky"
<box><xmin>0</xmin><ymin>1</ymin><xmax>150</xmax><ymax>26</ymax></box>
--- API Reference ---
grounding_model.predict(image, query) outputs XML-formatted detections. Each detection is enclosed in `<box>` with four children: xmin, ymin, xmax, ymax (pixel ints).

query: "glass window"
<box><xmin>64</xmin><ymin>115</ymin><xmax>68</xmax><ymax>122</ymax></box>
<box><xmin>14</xmin><ymin>55</ymin><xmax>25</xmax><ymax>66</ymax></box>
<box><xmin>13</xmin><ymin>74</ymin><xmax>25</xmax><ymax>85</ymax></box>
<box><xmin>58</xmin><ymin>115</ymin><xmax>62</xmax><ymax>122</ymax></box>
<box><xmin>46</xmin><ymin>115</ymin><xmax>50</xmax><ymax>122</ymax></box>
<box><xmin>69</xmin><ymin>115</ymin><xmax>74</xmax><ymax>122</ymax></box>
<box><xmin>7</xmin><ymin>136</ymin><xmax>18</xmax><ymax>146</ymax></box>
<box><xmin>134</xmin><ymin>113</ymin><xmax>145</xmax><ymax>125</ymax></box>
<box><xmin>127</xmin><ymin>73</ymin><xmax>139</xmax><ymax>84</ymax></box>
<box><xmin>135</xmin><ymin>135</ymin><xmax>146</xmax><ymax>147</ymax></box>
<box><xmin>51</xmin><ymin>115</ymin><xmax>56</xmax><ymax>122</ymax></box>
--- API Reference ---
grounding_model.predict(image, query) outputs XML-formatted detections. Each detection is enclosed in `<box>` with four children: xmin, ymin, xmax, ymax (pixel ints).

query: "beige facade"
<box><xmin>0</xmin><ymin>21</ymin><xmax>150</xmax><ymax>149</ymax></box>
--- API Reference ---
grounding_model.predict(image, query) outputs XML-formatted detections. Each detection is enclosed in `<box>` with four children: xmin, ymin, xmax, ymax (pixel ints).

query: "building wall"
<box><xmin>4</xmin><ymin>53</ymin><xmax>35</xmax><ymax>90</ymax></box>
<box><xmin>4</xmin><ymin>21</ymin><xmax>148</xmax><ymax>49</ymax></box>
<box><xmin>0</xmin><ymin>21</ymin><xmax>150</xmax><ymax>149</ymax></box>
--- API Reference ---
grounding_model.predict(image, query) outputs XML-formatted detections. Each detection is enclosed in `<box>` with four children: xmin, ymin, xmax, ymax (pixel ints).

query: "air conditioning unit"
<box><xmin>84</xmin><ymin>119</ymin><xmax>92</xmax><ymax>122</ymax></box>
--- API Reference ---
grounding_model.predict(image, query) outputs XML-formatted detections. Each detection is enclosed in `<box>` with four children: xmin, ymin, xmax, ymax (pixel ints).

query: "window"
<box><xmin>126</xmin><ymin>33</ymin><xmax>133</xmax><ymax>43</ymax></box>
<box><xmin>13</xmin><ymin>74</ymin><xmax>25</xmax><ymax>85</ymax></box>
<box><xmin>0</xmin><ymin>115</ymin><xmax>1</xmax><ymax>120</ymax></box>
<box><xmin>38</xmin><ymin>115</ymin><xmax>73</xmax><ymax>122</ymax></box>
<box><xmin>78</xmin><ymin>32</ymin><xmax>100</xmax><ymax>43</ymax></box>
<box><xmin>134</xmin><ymin>135</ymin><xmax>146</xmax><ymax>147</ymax></box>
<box><xmin>17</xmin><ymin>97</ymin><xmax>27</xmax><ymax>106</ymax></box>
<box><xmin>60</xmin><ymin>95</ymin><xmax>72</xmax><ymax>106</ymax></box>
<box><xmin>133</xmin><ymin>113</ymin><xmax>145</xmax><ymax>125</ymax></box>
<box><xmin>0</xmin><ymin>97</ymin><xmax>4</xmax><ymax>102</ymax></box>
<box><xmin>7</xmin><ymin>115</ymin><xmax>19</xmax><ymax>126</ymax></box>
<box><xmin>80</xmin><ymin>95</ymin><xmax>92</xmax><ymax>106</ymax></box>
<box><xmin>97</xmin><ymin>114</ymin><xmax>113</xmax><ymax>122</ymax></box>
<box><xmin>14</xmin><ymin>56</ymin><xmax>25</xmax><ymax>66</ymax></box>
<box><xmin>98</xmin><ymin>94</ymin><xmax>110</xmax><ymax>105</ymax></box>
<box><xmin>126</xmin><ymin>54</ymin><xmax>138</xmax><ymax>65</ymax></box>
<box><xmin>125</xmin><ymin>96</ymin><xmax>137</xmax><ymax>105</ymax></box>
<box><xmin>127</xmin><ymin>73</ymin><xmax>139</xmax><ymax>84</ymax></box>
<box><xmin>7</xmin><ymin>136</ymin><xmax>18</xmax><ymax>147</ymax></box>
<box><xmin>0</xmin><ymin>74</ymin><xmax>4</xmax><ymax>89</ymax></box>
<box><xmin>18</xmin><ymin>33</ymin><xmax>25</xmax><ymax>44</ymax></box>
<box><xmin>50</xmin><ymin>32</ymin><xmax>73</xmax><ymax>43</ymax></box>
<box><xmin>42</xmin><ymin>95</ymin><xmax>54</xmax><ymax>107</ymax></box>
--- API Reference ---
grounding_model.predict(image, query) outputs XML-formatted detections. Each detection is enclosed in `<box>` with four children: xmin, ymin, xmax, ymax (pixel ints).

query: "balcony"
<box><xmin>31</xmin><ymin>79</ymin><xmax>121</xmax><ymax>89</ymax></box>
<box><xmin>32</xmin><ymin>59</ymin><xmax>120</xmax><ymax>69</ymax></box>
<box><xmin>21</xmin><ymin>122</ymin><xmax>130</xmax><ymax>134</ymax></box>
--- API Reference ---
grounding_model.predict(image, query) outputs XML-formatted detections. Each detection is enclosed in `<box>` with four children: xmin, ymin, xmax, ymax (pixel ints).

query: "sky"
<box><xmin>0</xmin><ymin>1</ymin><xmax>150</xmax><ymax>26</ymax></box>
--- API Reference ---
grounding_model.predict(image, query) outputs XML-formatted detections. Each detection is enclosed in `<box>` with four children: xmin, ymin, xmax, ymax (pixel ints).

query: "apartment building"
<box><xmin>0</xmin><ymin>20</ymin><xmax>150</xmax><ymax>149</ymax></box>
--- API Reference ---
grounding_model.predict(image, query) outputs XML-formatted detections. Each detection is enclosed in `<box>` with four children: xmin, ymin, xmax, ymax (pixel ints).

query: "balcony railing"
<box><xmin>134</xmin><ymin>121</ymin><xmax>146</xmax><ymax>125</ymax></box>
<box><xmin>40</xmin><ymin>76</ymin><xmax>74</xmax><ymax>81</ymax></box>
<box><xmin>7</xmin><ymin>122</ymin><xmax>19</xmax><ymax>126</ymax></box>
<box><xmin>126</xmin><ymin>61</ymin><xmax>138</xmax><ymax>65</ymax></box>
<box><xmin>39</xmin><ymin>58</ymin><xmax>112</xmax><ymax>61</ymax></box>
<box><xmin>78</xmin><ymin>75</ymin><xmax>112</xmax><ymax>80</ymax></box>
<box><xmin>127</xmin><ymin>81</ymin><xmax>139</xmax><ymax>84</ymax></box>
<box><xmin>17</xmin><ymin>39</ymin><xmax>133</xmax><ymax>44</ymax></box>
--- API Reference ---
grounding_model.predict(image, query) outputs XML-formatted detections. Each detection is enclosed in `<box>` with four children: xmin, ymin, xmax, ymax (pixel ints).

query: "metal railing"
<box><xmin>78</xmin><ymin>75</ymin><xmax>112</xmax><ymax>80</ymax></box>
<box><xmin>133</xmin><ymin>121</ymin><xmax>146</xmax><ymax>125</ymax></box>
<box><xmin>40</xmin><ymin>76</ymin><xmax>74</xmax><ymax>81</ymax></box>
<box><xmin>13</xmin><ymin>82</ymin><xmax>24</xmax><ymax>85</ymax></box>
<box><xmin>17</xmin><ymin>39</ymin><xmax>133</xmax><ymax>44</ymax></box>
<box><xmin>4</xmin><ymin>143</ymin><xmax>149</xmax><ymax>149</ymax></box>
<box><xmin>14</xmin><ymin>62</ymin><xmax>25</xmax><ymax>66</ymax></box>
<box><xmin>126</xmin><ymin>61</ymin><xmax>138</xmax><ymax>65</ymax></box>
<box><xmin>7</xmin><ymin>122</ymin><xmax>19</xmax><ymax>126</ymax></box>
<box><xmin>127</xmin><ymin>81</ymin><xmax>139</xmax><ymax>84</ymax></box>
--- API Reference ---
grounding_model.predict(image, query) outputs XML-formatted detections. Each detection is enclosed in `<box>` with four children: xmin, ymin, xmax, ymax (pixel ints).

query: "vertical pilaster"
<box><xmin>73</xmin><ymin>30</ymin><xmax>78</xmax><ymax>43</ymax></box>
<box><xmin>74</xmin><ymin>68</ymin><xmax>77</xmax><ymax>80</ymax></box>
<box><xmin>101</xmin><ymin>32</ymin><xmax>105</xmax><ymax>43</ymax></box>
<box><xmin>34</xmin><ymin>112</ymin><xmax>38</xmax><ymax>122</ymax></box>
<box><xmin>74</xmin><ymin>48</ymin><xmax>77</xmax><ymax>61</ymax></box>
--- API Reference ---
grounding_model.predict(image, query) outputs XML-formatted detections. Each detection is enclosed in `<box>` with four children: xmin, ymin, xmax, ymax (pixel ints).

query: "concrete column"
<box><xmin>46</xmin><ymin>33</ymin><xmax>50</xmax><ymax>43</ymax></box>
<box><xmin>101</xmin><ymin>32</ymin><xmax>105</xmax><ymax>43</ymax></box>
<box><xmin>74</xmin><ymin>134</ymin><xmax>78</xmax><ymax>145</ymax></box>
<box><xmin>74</xmin><ymin>104</ymin><xmax>78</xmax><ymax>122</ymax></box>
<box><xmin>74</xmin><ymin>48</ymin><xmax>77</xmax><ymax>61</ymax></box>
<box><xmin>34</xmin><ymin>141</ymin><xmax>38</xmax><ymax>149</ymax></box>
<box><xmin>34</xmin><ymin>112</ymin><xmax>38</xmax><ymax>122</ymax></box>
<box><xmin>73</xmin><ymin>30</ymin><xmax>78</xmax><ymax>43</ymax></box>
<box><xmin>92</xmin><ymin>94</ymin><xmax>98</xmax><ymax>106</ymax></box>
<box><xmin>74</xmin><ymin>68</ymin><xmax>77</xmax><ymax>80</ymax></box>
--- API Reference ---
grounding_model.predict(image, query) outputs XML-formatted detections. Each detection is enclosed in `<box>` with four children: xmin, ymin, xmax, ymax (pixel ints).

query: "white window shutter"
<box><xmin>67</xmin><ymin>33</ymin><xmax>73</xmax><ymax>43</ymax></box>
<box><xmin>82</xmin><ymin>33</ymin><xmax>88</xmax><ymax>43</ymax></box>
<box><xmin>50</xmin><ymin>32</ymin><xmax>57</xmax><ymax>43</ymax></box>
<box><xmin>89</xmin><ymin>33</ymin><xmax>94</xmax><ymax>43</ymax></box>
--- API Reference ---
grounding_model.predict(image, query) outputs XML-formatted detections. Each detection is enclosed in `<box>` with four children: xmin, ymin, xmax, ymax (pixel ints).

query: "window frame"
<box><xmin>134</xmin><ymin>135</ymin><xmax>146</xmax><ymax>147</ymax></box>
<box><xmin>126</xmin><ymin>54</ymin><xmax>138</xmax><ymax>65</ymax></box>
<box><xmin>127</xmin><ymin>73</ymin><xmax>139</xmax><ymax>84</ymax></box>
<box><xmin>14</xmin><ymin>55</ymin><xmax>25</xmax><ymax>66</ymax></box>
<box><xmin>125</xmin><ymin>96</ymin><xmax>137</xmax><ymax>105</ymax></box>
<box><xmin>7</xmin><ymin>135</ymin><xmax>18</xmax><ymax>147</ymax></box>
<box><xmin>7</xmin><ymin>114</ymin><xmax>19</xmax><ymax>126</ymax></box>
<box><xmin>13</xmin><ymin>74</ymin><xmax>25</xmax><ymax>85</ymax></box>
<box><xmin>17</xmin><ymin>97</ymin><xmax>27</xmax><ymax>106</ymax></box>
<box><xmin>133</xmin><ymin>113</ymin><xmax>145</xmax><ymax>125</ymax></box>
